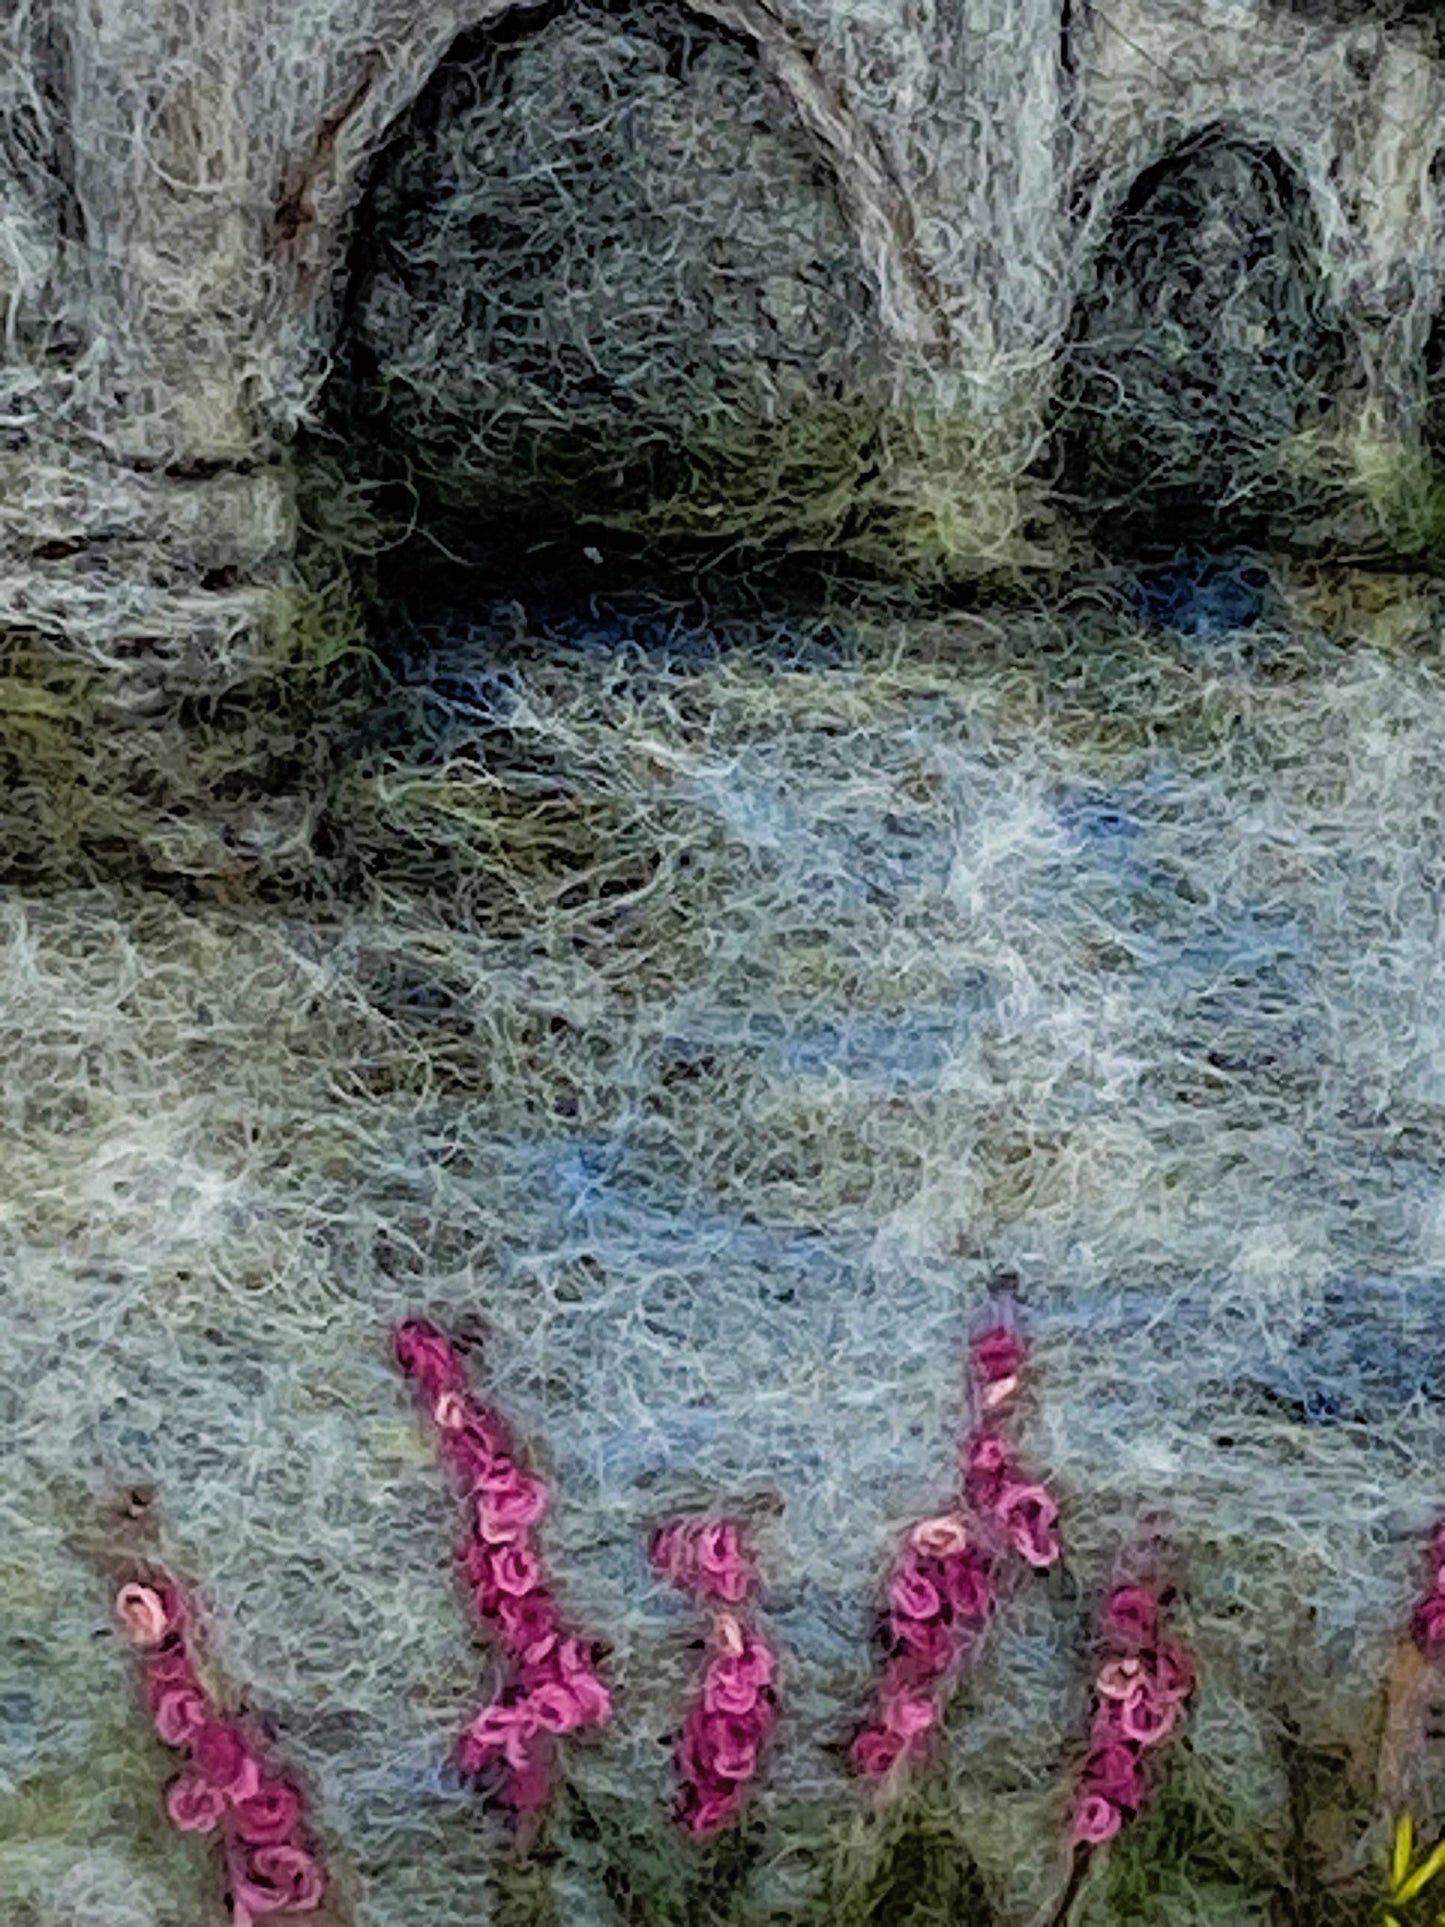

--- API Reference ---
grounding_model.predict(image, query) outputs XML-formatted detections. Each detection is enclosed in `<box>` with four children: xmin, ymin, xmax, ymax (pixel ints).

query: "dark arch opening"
<box><xmin>307</xmin><ymin>0</ymin><xmax>889</xmax><ymax>618</ymax></box>
<box><xmin>1048</xmin><ymin>127</ymin><xmax>1354</xmax><ymax>558</ymax></box>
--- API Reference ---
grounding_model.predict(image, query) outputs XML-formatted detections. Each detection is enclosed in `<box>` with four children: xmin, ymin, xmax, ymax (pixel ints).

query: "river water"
<box><xmin>5</xmin><ymin>571</ymin><xmax>1445</xmax><ymax>1922</ymax></box>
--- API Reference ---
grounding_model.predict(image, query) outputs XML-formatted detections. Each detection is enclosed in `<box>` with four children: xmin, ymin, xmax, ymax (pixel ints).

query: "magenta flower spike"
<box><xmin>113</xmin><ymin>1576</ymin><xmax>329</xmax><ymax>1923</ymax></box>
<box><xmin>1066</xmin><ymin>1575</ymin><xmax>1195</xmax><ymax>1849</ymax></box>
<box><xmin>851</xmin><ymin>1291</ymin><xmax>1062</xmax><ymax>1783</ymax></box>
<box><xmin>648</xmin><ymin>1515</ymin><xmax>781</xmax><ymax>1836</ymax></box>
<box><xmin>392</xmin><ymin>1317</ymin><xmax>612</xmax><ymax>1821</ymax></box>
<box><xmin>1409</xmin><ymin>1515</ymin><xmax>1445</xmax><ymax>1662</ymax></box>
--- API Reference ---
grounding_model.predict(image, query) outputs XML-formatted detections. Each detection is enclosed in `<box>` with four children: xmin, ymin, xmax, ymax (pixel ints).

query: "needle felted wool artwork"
<box><xmin>5</xmin><ymin>1</ymin><xmax>1445</xmax><ymax>1924</ymax></box>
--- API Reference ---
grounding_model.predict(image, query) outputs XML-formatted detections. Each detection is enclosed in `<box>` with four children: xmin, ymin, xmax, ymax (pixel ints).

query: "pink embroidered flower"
<box><xmin>1408</xmin><ymin>1520</ymin><xmax>1445</xmax><ymax>1662</ymax></box>
<box><xmin>961</xmin><ymin>1430</ymin><xmax>1010</xmax><ymax>1511</ymax></box>
<box><xmin>143</xmin><ymin>1645</ymin><xmax>201</xmax><ymax>1701</ymax></box>
<box><xmin>527</xmin><ymin>1680</ymin><xmax>589</xmax><ymax>1735</ymax></box>
<box><xmin>165</xmin><ymin>1773</ymin><xmax>228</xmax><ymax>1833</ymax></box>
<box><xmin>648</xmin><ymin>1519</ymin><xmax>700</xmax><ymax>1591</ymax></box>
<box><xmin>656</xmin><ymin>1514</ymin><xmax>778</xmax><ymax>1832</ymax></box>
<box><xmin>191</xmin><ymin>1721</ymin><xmax>262</xmax><ymax>1801</ymax></box>
<box><xmin>458</xmin><ymin>1702</ymin><xmax>540</xmax><ymax>1774</ymax></box>
<box><xmin>491</xmin><ymin>1543</ymin><xmax>543</xmax><ymax>1598</ymax></box>
<box><xmin>1413</xmin><ymin>1591</ymin><xmax>1445</xmax><ymax>1660</ymax></box>
<box><xmin>888</xmin><ymin>1562</ymin><xmax>942</xmax><ymax>1623</ymax></box>
<box><xmin>851</xmin><ymin>1724</ymin><xmax>905</xmax><ymax>1778</ymax></box>
<box><xmin>650</xmin><ymin>1517</ymin><xmax>757</xmax><ymax>1606</ymax></box>
<box><xmin>695</xmin><ymin>1521</ymin><xmax>756</xmax><ymax>1604</ymax></box>
<box><xmin>552</xmin><ymin>1642</ymin><xmax>613</xmax><ymax>1727</ymax></box>
<box><xmin>936</xmin><ymin>1547</ymin><xmax>994</xmax><ymax>1622</ymax></box>
<box><xmin>1084</xmin><ymin>1741</ymin><xmax>1146</xmax><ymax>1811</ymax></box>
<box><xmin>1089</xmin><ymin>1696</ymin><xmax>1130</xmax><ymax>1750</ymax></box>
<box><xmin>856</xmin><ymin>1300</ymin><xmax>1061</xmax><ymax>1790</ymax></box>
<box><xmin>476</xmin><ymin>1471</ymin><xmax>548</xmax><ymax>1542</ymax></box>
<box><xmin>1118</xmin><ymin>1682</ymin><xmax>1177</xmax><ymax>1746</ymax></box>
<box><xmin>971</xmin><ymin>1326</ymin><xmax>1026</xmax><ymax>1388</ymax></box>
<box><xmin>230</xmin><ymin>1780</ymin><xmax>303</xmax><ymax>1846</ymax></box>
<box><xmin>230</xmin><ymin>1842</ymin><xmax>326</xmax><ymax>1917</ymax></box>
<box><xmin>394</xmin><ymin>1315</ymin><xmax>611</xmax><ymax>1823</ymax></box>
<box><xmin>153</xmin><ymin>1680</ymin><xmax>209</xmax><ymax>1747</ymax></box>
<box><xmin>118</xmin><ymin>1562</ymin><xmax>328</xmax><ymax>1918</ymax></box>
<box><xmin>115</xmin><ymin>1582</ymin><xmax>176</xmax><ymax>1649</ymax></box>
<box><xmin>393</xmin><ymin>1318</ymin><xmax>466</xmax><ymax>1395</ymax></box>
<box><xmin>995</xmin><ymin>1482</ymin><xmax>1061</xmax><ymax>1568</ymax></box>
<box><xmin>880</xmin><ymin>1692</ymin><xmax>937</xmax><ymax>1742</ymax></box>
<box><xmin>1102</xmin><ymin>1585</ymin><xmax>1158</xmax><ymax>1647</ymax></box>
<box><xmin>686</xmin><ymin>1787</ymin><xmax>744</xmax><ymax>1837</ymax></box>
<box><xmin>1072</xmin><ymin>1792</ymin><xmax>1122</xmax><ymax>1845</ymax></box>
<box><xmin>1068</xmin><ymin>1571</ymin><xmax>1193</xmax><ymax>1857</ymax></box>
<box><xmin>888</xmin><ymin>1613</ymin><xmax>956</xmax><ymax>1673</ymax></box>
<box><xmin>566</xmin><ymin>1667</ymin><xmax>613</xmax><ymax>1729</ymax></box>
<box><xmin>700</xmin><ymin>1714</ymin><xmax>760</xmax><ymax>1781</ymax></box>
<box><xmin>441</xmin><ymin>1413</ymin><xmax>511</xmax><ymax>1483</ymax></box>
<box><xmin>703</xmin><ymin>1657</ymin><xmax>763</xmax><ymax>1718</ymax></box>
<box><xmin>970</xmin><ymin>1323</ymin><xmax>1026</xmax><ymax>1411</ymax></box>
<box><xmin>910</xmin><ymin>1513</ymin><xmax>970</xmax><ymax>1559</ymax></box>
<box><xmin>494</xmin><ymin>1587</ymin><xmax>557</xmax><ymax>1655</ymax></box>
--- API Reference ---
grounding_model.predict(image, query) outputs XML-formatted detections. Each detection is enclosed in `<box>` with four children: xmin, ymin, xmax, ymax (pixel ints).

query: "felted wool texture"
<box><xmin>6</xmin><ymin>579</ymin><xmax>1445</xmax><ymax>1925</ymax></box>
<box><xmin>1057</xmin><ymin>133</ymin><xmax>1355</xmax><ymax>548</ymax></box>
<box><xmin>7</xmin><ymin>1</ymin><xmax>1445</xmax><ymax>1923</ymax></box>
<box><xmin>331</xmin><ymin>1</ymin><xmax>886</xmax><ymax>546</ymax></box>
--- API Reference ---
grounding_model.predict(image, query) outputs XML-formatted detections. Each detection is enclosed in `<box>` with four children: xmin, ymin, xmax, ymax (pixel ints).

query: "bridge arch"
<box><xmin>1052</xmin><ymin>121</ymin><xmax>1355</xmax><ymax>550</ymax></box>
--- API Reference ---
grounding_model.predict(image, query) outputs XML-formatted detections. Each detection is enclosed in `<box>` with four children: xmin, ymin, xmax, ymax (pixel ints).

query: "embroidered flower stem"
<box><xmin>1066</xmin><ymin>1577</ymin><xmax>1195</xmax><ymax>1850</ymax></box>
<box><xmin>113</xmin><ymin>1574</ymin><xmax>329</xmax><ymax>1924</ymax></box>
<box><xmin>392</xmin><ymin>1317</ymin><xmax>612</xmax><ymax>1824</ymax></box>
<box><xmin>851</xmin><ymin>1286</ymin><xmax>1063</xmax><ymax>1784</ymax></box>
<box><xmin>648</xmin><ymin>1516</ymin><xmax>781</xmax><ymax>1836</ymax></box>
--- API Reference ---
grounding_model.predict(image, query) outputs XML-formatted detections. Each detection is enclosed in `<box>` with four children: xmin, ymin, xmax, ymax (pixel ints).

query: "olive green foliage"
<box><xmin>811</xmin><ymin>1783</ymin><xmax>998</xmax><ymax>1927</ymax></box>
<box><xmin>0</xmin><ymin>457</ymin><xmax>376</xmax><ymax>894</ymax></box>
<box><xmin>1072</xmin><ymin>1752</ymin><xmax>1278</xmax><ymax>1927</ymax></box>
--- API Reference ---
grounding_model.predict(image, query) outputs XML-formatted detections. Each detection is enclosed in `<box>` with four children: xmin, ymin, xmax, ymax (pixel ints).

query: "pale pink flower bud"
<box><xmin>881</xmin><ymin>1692</ymin><xmax>937</xmax><ymax>1741</ymax></box>
<box><xmin>909</xmin><ymin>1514</ymin><xmax>970</xmax><ymax>1558</ymax></box>
<box><xmin>712</xmin><ymin>1611</ymin><xmax>747</xmax><ymax>1658</ymax></box>
<box><xmin>1095</xmin><ymin>1656</ymin><xmax>1144</xmax><ymax>1701</ymax></box>
<box><xmin>433</xmin><ymin>1390</ymin><xmax>469</xmax><ymax>1431</ymax></box>
<box><xmin>115</xmin><ymin>1583</ymin><xmax>174</xmax><ymax>1649</ymax></box>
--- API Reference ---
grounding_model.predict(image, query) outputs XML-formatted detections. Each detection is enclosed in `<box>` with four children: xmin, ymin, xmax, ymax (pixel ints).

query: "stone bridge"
<box><xmin>2</xmin><ymin>0</ymin><xmax>1443</xmax><ymax>875</ymax></box>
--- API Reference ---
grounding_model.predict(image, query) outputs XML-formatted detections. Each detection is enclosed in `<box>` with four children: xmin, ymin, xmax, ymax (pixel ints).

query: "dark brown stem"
<box><xmin>1044</xmin><ymin>1843</ymin><xmax>1094</xmax><ymax>1927</ymax></box>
